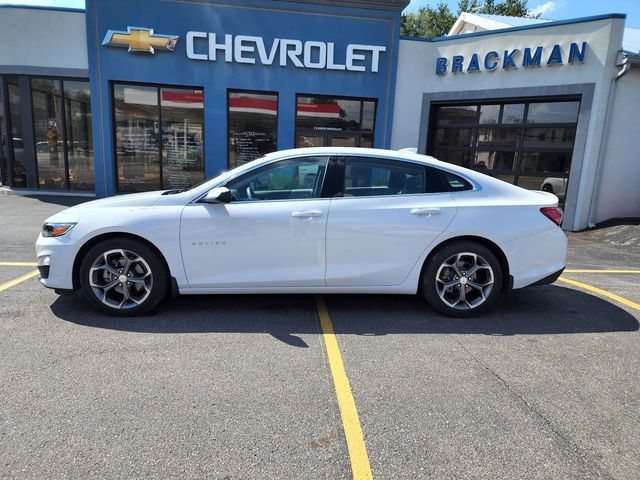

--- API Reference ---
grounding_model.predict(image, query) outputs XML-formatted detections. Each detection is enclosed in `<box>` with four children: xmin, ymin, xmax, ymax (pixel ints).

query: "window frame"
<box><xmin>226</xmin><ymin>88</ymin><xmax>279</xmax><ymax>169</ymax></box>
<box><xmin>110</xmin><ymin>80</ymin><xmax>205</xmax><ymax>193</ymax></box>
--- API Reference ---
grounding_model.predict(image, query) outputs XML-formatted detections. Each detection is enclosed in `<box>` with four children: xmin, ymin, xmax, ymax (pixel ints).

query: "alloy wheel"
<box><xmin>435</xmin><ymin>252</ymin><xmax>494</xmax><ymax>310</ymax></box>
<box><xmin>88</xmin><ymin>249</ymin><xmax>153</xmax><ymax>309</ymax></box>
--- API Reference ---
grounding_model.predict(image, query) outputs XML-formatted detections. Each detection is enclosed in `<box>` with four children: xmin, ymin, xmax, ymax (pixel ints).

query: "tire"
<box><xmin>542</xmin><ymin>184</ymin><xmax>554</xmax><ymax>193</ymax></box>
<box><xmin>421</xmin><ymin>240</ymin><xmax>503</xmax><ymax>318</ymax></box>
<box><xmin>79</xmin><ymin>237</ymin><xmax>169</xmax><ymax>316</ymax></box>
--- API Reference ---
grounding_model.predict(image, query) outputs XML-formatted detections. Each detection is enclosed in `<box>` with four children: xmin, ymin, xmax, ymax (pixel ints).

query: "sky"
<box><xmin>405</xmin><ymin>0</ymin><xmax>640</xmax><ymax>28</ymax></box>
<box><xmin>0</xmin><ymin>0</ymin><xmax>638</xmax><ymax>28</ymax></box>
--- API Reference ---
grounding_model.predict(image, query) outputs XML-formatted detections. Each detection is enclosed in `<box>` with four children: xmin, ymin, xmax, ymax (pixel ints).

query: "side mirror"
<box><xmin>201</xmin><ymin>187</ymin><xmax>232</xmax><ymax>204</ymax></box>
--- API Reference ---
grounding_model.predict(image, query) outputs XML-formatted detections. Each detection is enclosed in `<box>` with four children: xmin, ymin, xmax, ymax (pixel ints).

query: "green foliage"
<box><xmin>400</xmin><ymin>0</ymin><xmax>539</xmax><ymax>39</ymax></box>
<box><xmin>401</xmin><ymin>3</ymin><xmax>456</xmax><ymax>39</ymax></box>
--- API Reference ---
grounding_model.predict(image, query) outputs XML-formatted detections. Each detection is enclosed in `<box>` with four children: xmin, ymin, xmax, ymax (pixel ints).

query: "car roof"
<box><xmin>268</xmin><ymin>147</ymin><xmax>539</xmax><ymax>196</ymax></box>
<box><xmin>268</xmin><ymin>147</ymin><xmax>475</xmax><ymax>178</ymax></box>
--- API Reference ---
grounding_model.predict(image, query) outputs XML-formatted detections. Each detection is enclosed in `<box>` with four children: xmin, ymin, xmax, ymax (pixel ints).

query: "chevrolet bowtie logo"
<box><xmin>102</xmin><ymin>27</ymin><xmax>178</xmax><ymax>54</ymax></box>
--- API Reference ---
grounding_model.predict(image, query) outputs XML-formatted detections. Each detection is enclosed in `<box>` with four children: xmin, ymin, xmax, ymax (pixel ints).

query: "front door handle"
<box><xmin>411</xmin><ymin>207</ymin><xmax>441</xmax><ymax>216</ymax></box>
<box><xmin>292</xmin><ymin>210</ymin><xmax>323</xmax><ymax>218</ymax></box>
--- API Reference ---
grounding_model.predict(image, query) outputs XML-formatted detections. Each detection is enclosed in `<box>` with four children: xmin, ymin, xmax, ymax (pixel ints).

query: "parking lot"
<box><xmin>1</xmin><ymin>194</ymin><xmax>639</xmax><ymax>480</ymax></box>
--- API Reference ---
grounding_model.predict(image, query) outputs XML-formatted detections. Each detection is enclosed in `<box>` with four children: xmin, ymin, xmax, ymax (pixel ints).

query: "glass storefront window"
<box><xmin>64</xmin><ymin>81</ymin><xmax>94</xmax><ymax>191</ymax></box>
<box><xmin>227</xmin><ymin>91</ymin><xmax>277</xmax><ymax>168</ymax></box>
<box><xmin>114</xmin><ymin>84</ymin><xmax>160</xmax><ymax>192</ymax></box>
<box><xmin>435</xmin><ymin>128</ymin><xmax>474</xmax><ymax>147</ymax></box>
<box><xmin>478</xmin><ymin>104</ymin><xmax>500</xmax><ymax>124</ymax></box>
<box><xmin>526</xmin><ymin>101</ymin><xmax>580</xmax><ymax>124</ymax></box>
<box><xmin>0</xmin><ymin>76</ymin><xmax>7</xmax><ymax>185</ymax></box>
<box><xmin>2</xmin><ymin>77</ymin><xmax>94</xmax><ymax>191</ymax></box>
<box><xmin>295</xmin><ymin>95</ymin><xmax>376</xmax><ymax>149</ymax></box>
<box><xmin>161</xmin><ymin>88</ymin><xmax>204</xmax><ymax>189</ymax></box>
<box><xmin>502</xmin><ymin>104</ymin><xmax>525</xmax><ymax>124</ymax></box>
<box><xmin>31</xmin><ymin>79</ymin><xmax>66</xmax><ymax>189</ymax></box>
<box><xmin>523</xmin><ymin>127</ymin><xmax>576</xmax><ymax>149</ymax></box>
<box><xmin>473</xmin><ymin>151</ymin><xmax>516</xmax><ymax>171</ymax></box>
<box><xmin>7</xmin><ymin>78</ymin><xmax>26</xmax><ymax>187</ymax></box>
<box><xmin>435</xmin><ymin>105</ymin><xmax>477</xmax><ymax>125</ymax></box>
<box><xmin>114</xmin><ymin>83</ymin><xmax>204</xmax><ymax>193</ymax></box>
<box><xmin>476</xmin><ymin>128</ymin><xmax>520</xmax><ymax>147</ymax></box>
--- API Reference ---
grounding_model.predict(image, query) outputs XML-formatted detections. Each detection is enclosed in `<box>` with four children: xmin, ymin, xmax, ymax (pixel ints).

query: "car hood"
<box><xmin>45</xmin><ymin>190</ymin><xmax>167</xmax><ymax>222</ymax></box>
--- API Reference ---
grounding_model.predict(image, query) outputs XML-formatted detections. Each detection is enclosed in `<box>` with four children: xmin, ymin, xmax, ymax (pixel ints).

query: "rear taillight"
<box><xmin>540</xmin><ymin>206</ymin><xmax>564</xmax><ymax>226</ymax></box>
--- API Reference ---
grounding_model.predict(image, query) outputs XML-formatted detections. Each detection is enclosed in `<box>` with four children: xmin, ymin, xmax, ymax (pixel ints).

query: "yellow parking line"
<box><xmin>0</xmin><ymin>270</ymin><xmax>40</xmax><ymax>293</ymax></box>
<box><xmin>315</xmin><ymin>295</ymin><xmax>373</xmax><ymax>480</ymax></box>
<box><xmin>0</xmin><ymin>262</ymin><xmax>38</xmax><ymax>267</ymax></box>
<box><xmin>564</xmin><ymin>269</ymin><xmax>640</xmax><ymax>274</ymax></box>
<box><xmin>557</xmin><ymin>277</ymin><xmax>640</xmax><ymax>311</ymax></box>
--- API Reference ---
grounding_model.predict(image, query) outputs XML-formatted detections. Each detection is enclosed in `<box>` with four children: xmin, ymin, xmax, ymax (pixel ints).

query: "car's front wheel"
<box><xmin>79</xmin><ymin>238</ymin><xmax>168</xmax><ymax>316</ymax></box>
<box><xmin>422</xmin><ymin>241</ymin><xmax>503</xmax><ymax>317</ymax></box>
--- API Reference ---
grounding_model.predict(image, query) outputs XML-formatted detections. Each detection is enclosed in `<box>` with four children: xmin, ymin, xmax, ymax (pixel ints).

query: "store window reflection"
<box><xmin>64</xmin><ymin>81</ymin><xmax>94</xmax><ymax>191</ymax></box>
<box><xmin>228</xmin><ymin>91</ymin><xmax>277</xmax><ymax>168</ymax></box>
<box><xmin>114</xmin><ymin>84</ymin><xmax>160</xmax><ymax>192</ymax></box>
<box><xmin>7</xmin><ymin>78</ymin><xmax>26</xmax><ymax>187</ymax></box>
<box><xmin>161</xmin><ymin>88</ymin><xmax>204</xmax><ymax>189</ymax></box>
<box><xmin>32</xmin><ymin>79</ymin><xmax>66</xmax><ymax>189</ymax></box>
<box><xmin>114</xmin><ymin>83</ymin><xmax>204</xmax><ymax>193</ymax></box>
<box><xmin>295</xmin><ymin>95</ymin><xmax>376</xmax><ymax>149</ymax></box>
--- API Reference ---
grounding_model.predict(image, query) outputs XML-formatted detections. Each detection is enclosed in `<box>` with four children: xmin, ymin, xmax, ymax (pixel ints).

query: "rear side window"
<box><xmin>342</xmin><ymin>157</ymin><xmax>425</xmax><ymax>197</ymax></box>
<box><xmin>440</xmin><ymin>170</ymin><xmax>474</xmax><ymax>191</ymax></box>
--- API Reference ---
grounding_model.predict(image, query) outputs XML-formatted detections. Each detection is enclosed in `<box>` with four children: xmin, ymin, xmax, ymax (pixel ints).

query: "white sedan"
<box><xmin>35</xmin><ymin>147</ymin><xmax>567</xmax><ymax>317</ymax></box>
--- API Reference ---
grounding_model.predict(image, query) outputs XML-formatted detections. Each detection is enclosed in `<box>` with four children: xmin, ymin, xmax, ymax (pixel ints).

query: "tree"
<box><xmin>400</xmin><ymin>3</ymin><xmax>456</xmax><ymax>39</ymax></box>
<box><xmin>400</xmin><ymin>0</ymin><xmax>539</xmax><ymax>38</ymax></box>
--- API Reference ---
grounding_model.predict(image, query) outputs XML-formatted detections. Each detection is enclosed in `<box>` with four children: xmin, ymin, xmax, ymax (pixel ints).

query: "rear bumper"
<box><xmin>529</xmin><ymin>266</ymin><xmax>565</xmax><ymax>286</ymax></box>
<box><xmin>504</xmin><ymin>227</ymin><xmax>568</xmax><ymax>290</ymax></box>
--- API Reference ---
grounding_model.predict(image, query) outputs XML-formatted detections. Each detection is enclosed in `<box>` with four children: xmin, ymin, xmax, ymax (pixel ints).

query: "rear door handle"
<box><xmin>411</xmin><ymin>207</ymin><xmax>441</xmax><ymax>216</ymax></box>
<box><xmin>292</xmin><ymin>210</ymin><xmax>323</xmax><ymax>218</ymax></box>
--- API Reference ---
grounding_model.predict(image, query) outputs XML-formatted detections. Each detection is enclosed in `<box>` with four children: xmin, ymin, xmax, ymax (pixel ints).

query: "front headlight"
<box><xmin>42</xmin><ymin>222</ymin><xmax>77</xmax><ymax>237</ymax></box>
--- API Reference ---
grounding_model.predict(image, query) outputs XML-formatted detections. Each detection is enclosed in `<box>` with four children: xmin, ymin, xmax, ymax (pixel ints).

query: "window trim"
<box><xmin>226</xmin><ymin>88</ymin><xmax>279</xmax><ymax>169</ymax></box>
<box><xmin>111</xmin><ymin>80</ymin><xmax>205</xmax><ymax>193</ymax></box>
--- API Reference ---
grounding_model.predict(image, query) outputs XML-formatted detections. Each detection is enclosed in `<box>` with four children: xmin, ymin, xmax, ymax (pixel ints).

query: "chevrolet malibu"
<box><xmin>36</xmin><ymin>147</ymin><xmax>567</xmax><ymax>317</ymax></box>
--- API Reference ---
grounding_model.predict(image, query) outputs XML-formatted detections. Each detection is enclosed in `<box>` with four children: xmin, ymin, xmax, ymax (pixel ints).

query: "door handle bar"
<box><xmin>292</xmin><ymin>210</ymin><xmax>323</xmax><ymax>218</ymax></box>
<box><xmin>411</xmin><ymin>207</ymin><xmax>441</xmax><ymax>216</ymax></box>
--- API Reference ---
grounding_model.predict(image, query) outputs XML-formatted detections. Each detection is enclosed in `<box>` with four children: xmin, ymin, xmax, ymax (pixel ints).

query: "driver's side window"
<box><xmin>226</xmin><ymin>156</ymin><xmax>329</xmax><ymax>202</ymax></box>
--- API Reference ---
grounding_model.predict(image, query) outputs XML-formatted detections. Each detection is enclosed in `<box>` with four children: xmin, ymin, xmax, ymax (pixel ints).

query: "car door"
<box><xmin>325</xmin><ymin>156</ymin><xmax>457</xmax><ymax>286</ymax></box>
<box><xmin>180</xmin><ymin>155</ymin><xmax>330</xmax><ymax>288</ymax></box>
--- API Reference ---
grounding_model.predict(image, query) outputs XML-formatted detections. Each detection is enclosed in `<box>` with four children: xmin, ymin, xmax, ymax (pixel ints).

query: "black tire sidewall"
<box><xmin>422</xmin><ymin>241</ymin><xmax>503</xmax><ymax>318</ymax></box>
<box><xmin>79</xmin><ymin>238</ymin><xmax>168</xmax><ymax>316</ymax></box>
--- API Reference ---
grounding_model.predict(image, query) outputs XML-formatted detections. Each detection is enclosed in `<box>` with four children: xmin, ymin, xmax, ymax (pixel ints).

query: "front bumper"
<box><xmin>35</xmin><ymin>234</ymin><xmax>78</xmax><ymax>290</ymax></box>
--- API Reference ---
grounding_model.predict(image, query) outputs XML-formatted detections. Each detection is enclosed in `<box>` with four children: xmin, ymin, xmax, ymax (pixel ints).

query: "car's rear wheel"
<box><xmin>79</xmin><ymin>238</ymin><xmax>168</xmax><ymax>316</ymax></box>
<box><xmin>422</xmin><ymin>241</ymin><xmax>503</xmax><ymax>317</ymax></box>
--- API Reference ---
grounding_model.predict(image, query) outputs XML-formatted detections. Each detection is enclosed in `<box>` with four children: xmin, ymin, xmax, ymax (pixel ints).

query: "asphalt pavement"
<box><xmin>0</xmin><ymin>194</ymin><xmax>638</xmax><ymax>479</ymax></box>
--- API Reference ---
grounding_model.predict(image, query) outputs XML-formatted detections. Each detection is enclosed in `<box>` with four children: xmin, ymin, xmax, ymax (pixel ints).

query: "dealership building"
<box><xmin>0</xmin><ymin>0</ymin><xmax>638</xmax><ymax>231</ymax></box>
